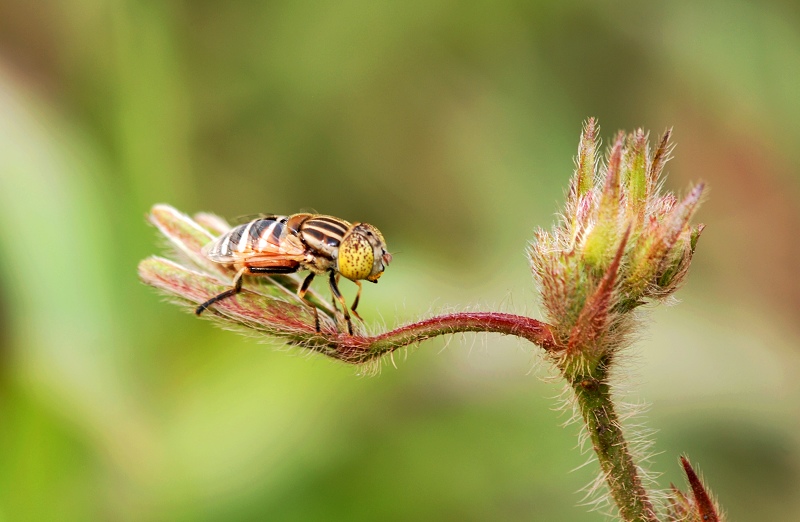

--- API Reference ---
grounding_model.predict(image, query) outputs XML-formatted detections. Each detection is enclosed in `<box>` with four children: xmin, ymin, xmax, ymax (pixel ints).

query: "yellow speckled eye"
<box><xmin>338</xmin><ymin>232</ymin><xmax>374</xmax><ymax>281</ymax></box>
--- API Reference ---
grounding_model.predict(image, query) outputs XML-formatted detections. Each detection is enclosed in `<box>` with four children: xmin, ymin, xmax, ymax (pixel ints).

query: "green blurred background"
<box><xmin>1</xmin><ymin>1</ymin><xmax>799</xmax><ymax>520</ymax></box>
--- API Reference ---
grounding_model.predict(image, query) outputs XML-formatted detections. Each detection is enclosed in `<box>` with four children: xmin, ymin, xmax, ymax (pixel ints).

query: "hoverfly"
<box><xmin>196</xmin><ymin>213</ymin><xmax>392</xmax><ymax>335</ymax></box>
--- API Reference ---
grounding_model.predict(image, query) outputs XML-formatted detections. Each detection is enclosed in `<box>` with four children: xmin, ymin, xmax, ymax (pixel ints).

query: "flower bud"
<box><xmin>529</xmin><ymin>120</ymin><xmax>705</xmax><ymax>358</ymax></box>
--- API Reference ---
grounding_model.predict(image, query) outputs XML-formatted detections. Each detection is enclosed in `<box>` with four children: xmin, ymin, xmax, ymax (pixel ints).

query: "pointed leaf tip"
<box><xmin>579</xmin><ymin>133</ymin><xmax>626</xmax><ymax>269</ymax></box>
<box><xmin>649</xmin><ymin>127</ymin><xmax>674</xmax><ymax>182</ymax></box>
<box><xmin>688</xmin><ymin>180</ymin><xmax>705</xmax><ymax>200</ymax></box>
<box><xmin>626</xmin><ymin>130</ymin><xmax>649</xmax><ymax>217</ymax></box>
<box><xmin>147</xmin><ymin>204</ymin><xmax>225</xmax><ymax>275</ymax></box>
<box><xmin>690</xmin><ymin>223</ymin><xmax>706</xmax><ymax>252</ymax></box>
<box><xmin>603</xmin><ymin>132</ymin><xmax>625</xmax><ymax>194</ymax></box>
<box><xmin>662</xmin><ymin>182</ymin><xmax>705</xmax><ymax>251</ymax></box>
<box><xmin>573</xmin><ymin>117</ymin><xmax>599</xmax><ymax>199</ymax></box>
<box><xmin>666</xmin><ymin>484</ymin><xmax>692</xmax><ymax>521</ymax></box>
<box><xmin>681</xmin><ymin>456</ymin><xmax>721</xmax><ymax>522</ymax></box>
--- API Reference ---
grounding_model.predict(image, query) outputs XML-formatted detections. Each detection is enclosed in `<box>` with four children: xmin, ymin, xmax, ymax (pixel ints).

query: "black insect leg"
<box><xmin>297</xmin><ymin>272</ymin><xmax>319</xmax><ymax>332</ymax></box>
<box><xmin>328</xmin><ymin>271</ymin><xmax>353</xmax><ymax>335</ymax></box>
<box><xmin>196</xmin><ymin>267</ymin><xmax>246</xmax><ymax>315</ymax></box>
<box><xmin>247</xmin><ymin>266</ymin><xmax>299</xmax><ymax>275</ymax></box>
<box><xmin>196</xmin><ymin>266</ymin><xmax>297</xmax><ymax>316</ymax></box>
<box><xmin>331</xmin><ymin>274</ymin><xmax>341</xmax><ymax>312</ymax></box>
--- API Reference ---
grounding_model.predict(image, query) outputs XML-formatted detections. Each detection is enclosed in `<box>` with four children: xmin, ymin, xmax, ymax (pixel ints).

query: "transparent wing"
<box><xmin>202</xmin><ymin>219</ymin><xmax>306</xmax><ymax>264</ymax></box>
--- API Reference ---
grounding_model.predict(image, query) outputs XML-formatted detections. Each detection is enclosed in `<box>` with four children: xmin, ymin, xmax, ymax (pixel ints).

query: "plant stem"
<box><xmin>570</xmin><ymin>358</ymin><xmax>657</xmax><ymax>522</ymax></box>
<box><xmin>307</xmin><ymin>312</ymin><xmax>558</xmax><ymax>363</ymax></box>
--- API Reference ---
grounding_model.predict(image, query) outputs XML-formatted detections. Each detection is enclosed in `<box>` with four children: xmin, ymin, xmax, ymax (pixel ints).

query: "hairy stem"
<box><xmin>570</xmin><ymin>358</ymin><xmax>657</xmax><ymax>522</ymax></box>
<box><xmin>308</xmin><ymin>312</ymin><xmax>559</xmax><ymax>363</ymax></box>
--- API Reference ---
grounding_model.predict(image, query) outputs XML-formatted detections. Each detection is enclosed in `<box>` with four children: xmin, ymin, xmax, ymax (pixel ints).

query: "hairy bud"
<box><xmin>529</xmin><ymin>119</ymin><xmax>705</xmax><ymax>362</ymax></box>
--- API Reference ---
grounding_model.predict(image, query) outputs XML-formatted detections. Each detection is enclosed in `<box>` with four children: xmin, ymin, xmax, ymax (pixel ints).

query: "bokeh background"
<box><xmin>1</xmin><ymin>1</ymin><xmax>799</xmax><ymax>520</ymax></box>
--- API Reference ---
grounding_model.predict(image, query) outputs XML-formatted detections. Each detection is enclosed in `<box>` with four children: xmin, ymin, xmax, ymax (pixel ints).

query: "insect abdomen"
<box><xmin>205</xmin><ymin>217</ymin><xmax>288</xmax><ymax>260</ymax></box>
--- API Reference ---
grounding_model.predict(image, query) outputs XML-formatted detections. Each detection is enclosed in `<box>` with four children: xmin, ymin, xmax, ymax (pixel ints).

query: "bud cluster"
<box><xmin>529</xmin><ymin>118</ymin><xmax>705</xmax><ymax>364</ymax></box>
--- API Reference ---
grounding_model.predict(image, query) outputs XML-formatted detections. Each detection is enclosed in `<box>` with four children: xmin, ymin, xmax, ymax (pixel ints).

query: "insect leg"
<box><xmin>297</xmin><ymin>272</ymin><xmax>319</xmax><ymax>332</ymax></box>
<box><xmin>328</xmin><ymin>271</ymin><xmax>353</xmax><ymax>335</ymax></box>
<box><xmin>331</xmin><ymin>274</ymin><xmax>341</xmax><ymax>311</ymax></box>
<box><xmin>196</xmin><ymin>267</ymin><xmax>247</xmax><ymax>315</ymax></box>
<box><xmin>248</xmin><ymin>266</ymin><xmax>298</xmax><ymax>274</ymax></box>
<box><xmin>350</xmin><ymin>280</ymin><xmax>364</xmax><ymax>322</ymax></box>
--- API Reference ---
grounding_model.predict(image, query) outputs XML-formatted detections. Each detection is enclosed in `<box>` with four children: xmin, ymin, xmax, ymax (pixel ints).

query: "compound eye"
<box><xmin>338</xmin><ymin>233</ymin><xmax>374</xmax><ymax>281</ymax></box>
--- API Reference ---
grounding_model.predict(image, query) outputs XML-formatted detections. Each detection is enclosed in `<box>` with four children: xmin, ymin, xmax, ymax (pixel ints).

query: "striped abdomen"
<box><xmin>203</xmin><ymin>216</ymin><xmax>294</xmax><ymax>262</ymax></box>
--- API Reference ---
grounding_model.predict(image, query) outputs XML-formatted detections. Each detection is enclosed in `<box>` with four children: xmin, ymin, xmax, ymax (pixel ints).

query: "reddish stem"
<box><xmin>305</xmin><ymin>312</ymin><xmax>558</xmax><ymax>363</ymax></box>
